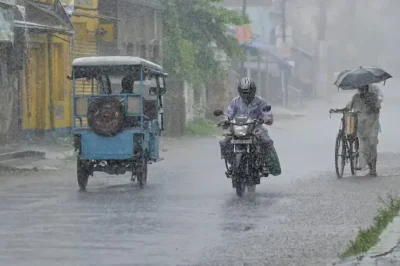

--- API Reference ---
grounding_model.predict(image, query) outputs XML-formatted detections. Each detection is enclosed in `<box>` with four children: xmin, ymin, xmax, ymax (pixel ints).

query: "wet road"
<box><xmin>2</xmin><ymin>90</ymin><xmax>400</xmax><ymax>266</ymax></box>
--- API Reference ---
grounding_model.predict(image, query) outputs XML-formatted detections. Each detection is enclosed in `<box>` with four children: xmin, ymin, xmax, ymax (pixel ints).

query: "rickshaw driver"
<box><xmin>120</xmin><ymin>75</ymin><xmax>153</xmax><ymax>128</ymax></box>
<box><xmin>121</xmin><ymin>75</ymin><xmax>135</xmax><ymax>94</ymax></box>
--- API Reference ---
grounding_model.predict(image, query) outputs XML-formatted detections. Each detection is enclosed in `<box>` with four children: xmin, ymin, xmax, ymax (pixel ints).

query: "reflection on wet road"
<box><xmin>2</xmin><ymin>93</ymin><xmax>400</xmax><ymax>265</ymax></box>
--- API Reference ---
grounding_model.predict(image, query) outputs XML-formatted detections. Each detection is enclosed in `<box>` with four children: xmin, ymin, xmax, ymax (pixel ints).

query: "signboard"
<box><xmin>0</xmin><ymin>0</ymin><xmax>16</xmax><ymax>5</ymax></box>
<box><xmin>235</xmin><ymin>25</ymin><xmax>252</xmax><ymax>44</ymax></box>
<box><xmin>0</xmin><ymin>5</ymin><xmax>14</xmax><ymax>43</ymax></box>
<box><xmin>75</xmin><ymin>0</ymin><xmax>94</xmax><ymax>8</ymax></box>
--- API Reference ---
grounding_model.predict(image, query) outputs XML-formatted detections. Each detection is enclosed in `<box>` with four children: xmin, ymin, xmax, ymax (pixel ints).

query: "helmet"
<box><xmin>238</xmin><ymin>77</ymin><xmax>256</xmax><ymax>103</ymax></box>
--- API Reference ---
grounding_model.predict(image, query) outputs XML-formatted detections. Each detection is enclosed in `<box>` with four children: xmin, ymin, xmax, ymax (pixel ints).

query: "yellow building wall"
<box><xmin>70</xmin><ymin>0</ymin><xmax>100</xmax><ymax>129</ymax></box>
<box><xmin>22</xmin><ymin>33</ymin><xmax>72</xmax><ymax>130</ymax></box>
<box><xmin>52</xmin><ymin>34</ymin><xmax>73</xmax><ymax>129</ymax></box>
<box><xmin>70</xmin><ymin>0</ymin><xmax>99</xmax><ymax>32</ymax></box>
<box><xmin>24</xmin><ymin>0</ymin><xmax>102</xmax><ymax>130</ymax></box>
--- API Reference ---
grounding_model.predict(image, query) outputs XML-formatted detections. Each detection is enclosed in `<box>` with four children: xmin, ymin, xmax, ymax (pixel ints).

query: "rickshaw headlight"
<box><xmin>75</xmin><ymin>97</ymin><xmax>88</xmax><ymax>116</ymax></box>
<box><xmin>127</xmin><ymin>96</ymin><xmax>141</xmax><ymax>114</ymax></box>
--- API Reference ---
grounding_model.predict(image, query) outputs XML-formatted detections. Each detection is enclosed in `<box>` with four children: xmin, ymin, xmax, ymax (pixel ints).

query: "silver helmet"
<box><xmin>238</xmin><ymin>77</ymin><xmax>256</xmax><ymax>103</ymax></box>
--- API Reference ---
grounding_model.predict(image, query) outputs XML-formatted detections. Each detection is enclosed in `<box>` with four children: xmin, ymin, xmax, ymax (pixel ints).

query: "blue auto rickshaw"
<box><xmin>71</xmin><ymin>56</ymin><xmax>167</xmax><ymax>190</ymax></box>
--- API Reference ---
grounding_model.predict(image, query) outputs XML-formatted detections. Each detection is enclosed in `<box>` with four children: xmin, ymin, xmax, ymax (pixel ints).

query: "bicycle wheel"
<box><xmin>349</xmin><ymin>139</ymin><xmax>359</xmax><ymax>175</ymax></box>
<box><xmin>335</xmin><ymin>133</ymin><xmax>346</xmax><ymax>179</ymax></box>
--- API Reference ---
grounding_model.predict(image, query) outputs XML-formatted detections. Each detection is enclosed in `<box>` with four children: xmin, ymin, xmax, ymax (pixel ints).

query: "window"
<box><xmin>53</xmin><ymin>44</ymin><xmax>65</xmax><ymax>101</ymax></box>
<box><xmin>152</xmin><ymin>44</ymin><xmax>159</xmax><ymax>61</ymax></box>
<box><xmin>140</xmin><ymin>44</ymin><xmax>146</xmax><ymax>58</ymax></box>
<box><xmin>126</xmin><ymin>43</ymin><xmax>134</xmax><ymax>55</ymax></box>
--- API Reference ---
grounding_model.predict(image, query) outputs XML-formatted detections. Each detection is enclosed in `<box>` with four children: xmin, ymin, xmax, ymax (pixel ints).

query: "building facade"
<box><xmin>17</xmin><ymin>0</ymin><xmax>74</xmax><ymax>135</ymax></box>
<box><xmin>98</xmin><ymin>0</ymin><xmax>165</xmax><ymax>64</ymax></box>
<box><xmin>0</xmin><ymin>0</ymin><xmax>18</xmax><ymax>142</ymax></box>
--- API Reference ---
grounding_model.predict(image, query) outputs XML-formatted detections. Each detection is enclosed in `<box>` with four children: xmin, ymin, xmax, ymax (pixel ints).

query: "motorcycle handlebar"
<box><xmin>218</xmin><ymin>119</ymin><xmax>264</xmax><ymax>127</ymax></box>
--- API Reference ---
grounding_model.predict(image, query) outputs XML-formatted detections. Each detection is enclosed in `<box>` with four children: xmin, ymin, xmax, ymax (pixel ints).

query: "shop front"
<box><xmin>0</xmin><ymin>0</ymin><xmax>18</xmax><ymax>141</ymax></box>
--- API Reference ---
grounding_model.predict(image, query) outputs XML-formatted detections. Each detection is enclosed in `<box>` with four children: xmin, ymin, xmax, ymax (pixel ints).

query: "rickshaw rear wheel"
<box><xmin>77</xmin><ymin>160</ymin><xmax>91</xmax><ymax>191</ymax></box>
<box><xmin>137</xmin><ymin>152</ymin><xmax>148</xmax><ymax>188</ymax></box>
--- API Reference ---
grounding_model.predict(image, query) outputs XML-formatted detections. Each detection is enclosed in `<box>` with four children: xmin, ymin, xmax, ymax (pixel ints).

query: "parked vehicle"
<box><xmin>71</xmin><ymin>56</ymin><xmax>167</xmax><ymax>190</ymax></box>
<box><xmin>213</xmin><ymin>106</ymin><xmax>271</xmax><ymax>197</ymax></box>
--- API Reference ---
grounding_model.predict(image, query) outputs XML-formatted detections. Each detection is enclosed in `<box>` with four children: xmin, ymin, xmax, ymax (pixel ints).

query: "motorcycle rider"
<box><xmin>330</xmin><ymin>84</ymin><xmax>383</xmax><ymax>176</ymax></box>
<box><xmin>219</xmin><ymin>77</ymin><xmax>275</xmax><ymax>176</ymax></box>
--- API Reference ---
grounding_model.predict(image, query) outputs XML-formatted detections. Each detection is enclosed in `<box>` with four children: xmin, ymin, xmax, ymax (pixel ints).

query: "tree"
<box><xmin>164</xmin><ymin>0</ymin><xmax>247</xmax><ymax>83</ymax></box>
<box><xmin>162</xmin><ymin>0</ymin><xmax>248</xmax><ymax>135</ymax></box>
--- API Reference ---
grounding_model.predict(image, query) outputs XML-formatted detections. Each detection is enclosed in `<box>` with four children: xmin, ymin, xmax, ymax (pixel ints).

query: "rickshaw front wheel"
<box><xmin>77</xmin><ymin>160</ymin><xmax>91</xmax><ymax>191</ymax></box>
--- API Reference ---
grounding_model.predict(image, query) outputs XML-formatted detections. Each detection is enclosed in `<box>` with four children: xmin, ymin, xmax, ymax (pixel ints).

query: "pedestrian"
<box><xmin>331</xmin><ymin>84</ymin><xmax>383</xmax><ymax>176</ymax></box>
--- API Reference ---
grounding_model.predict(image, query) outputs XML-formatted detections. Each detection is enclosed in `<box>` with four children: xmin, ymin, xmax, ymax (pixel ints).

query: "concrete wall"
<box><xmin>116</xmin><ymin>2</ymin><xmax>163</xmax><ymax>64</ymax></box>
<box><xmin>184</xmin><ymin>82</ymin><xmax>207</xmax><ymax>124</ymax></box>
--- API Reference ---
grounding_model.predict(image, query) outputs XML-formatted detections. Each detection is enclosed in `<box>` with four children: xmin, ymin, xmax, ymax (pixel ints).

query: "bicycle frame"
<box><xmin>332</xmin><ymin>111</ymin><xmax>360</xmax><ymax>178</ymax></box>
<box><xmin>338</xmin><ymin>114</ymin><xmax>357</xmax><ymax>159</ymax></box>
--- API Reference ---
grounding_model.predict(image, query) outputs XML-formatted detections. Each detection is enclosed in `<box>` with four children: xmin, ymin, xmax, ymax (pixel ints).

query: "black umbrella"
<box><xmin>334</xmin><ymin>66</ymin><xmax>392</xmax><ymax>89</ymax></box>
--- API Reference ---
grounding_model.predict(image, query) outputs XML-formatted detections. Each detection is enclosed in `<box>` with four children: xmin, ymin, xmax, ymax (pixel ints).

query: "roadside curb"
<box><xmin>332</xmin><ymin>213</ymin><xmax>400</xmax><ymax>265</ymax></box>
<box><xmin>0</xmin><ymin>162</ymin><xmax>39</xmax><ymax>173</ymax></box>
<box><xmin>0</xmin><ymin>150</ymin><xmax>45</xmax><ymax>162</ymax></box>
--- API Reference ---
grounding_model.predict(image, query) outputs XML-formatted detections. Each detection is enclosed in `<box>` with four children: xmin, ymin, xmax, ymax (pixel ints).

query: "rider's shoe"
<box><xmin>261</xmin><ymin>166</ymin><xmax>270</xmax><ymax>176</ymax></box>
<box><xmin>225</xmin><ymin>167</ymin><xmax>232</xmax><ymax>177</ymax></box>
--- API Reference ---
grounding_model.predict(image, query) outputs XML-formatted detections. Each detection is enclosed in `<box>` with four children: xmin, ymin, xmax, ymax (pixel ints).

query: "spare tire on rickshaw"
<box><xmin>87</xmin><ymin>97</ymin><xmax>124</xmax><ymax>137</ymax></box>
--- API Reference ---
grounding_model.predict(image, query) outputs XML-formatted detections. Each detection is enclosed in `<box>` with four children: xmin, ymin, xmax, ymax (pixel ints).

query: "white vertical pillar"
<box><xmin>246</xmin><ymin>50</ymin><xmax>251</xmax><ymax>77</ymax></box>
<box><xmin>154</xmin><ymin>10</ymin><xmax>157</xmax><ymax>40</ymax></box>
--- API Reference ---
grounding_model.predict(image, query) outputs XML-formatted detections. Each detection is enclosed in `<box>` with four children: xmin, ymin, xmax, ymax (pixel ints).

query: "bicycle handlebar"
<box><xmin>329</xmin><ymin>109</ymin><xmax>360</xmax><ymax>115</ymax></box>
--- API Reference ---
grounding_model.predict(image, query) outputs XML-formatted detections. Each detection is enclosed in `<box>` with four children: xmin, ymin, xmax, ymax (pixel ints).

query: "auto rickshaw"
<box><xmin>71</xmin><ymin>56</ymin><xmax>167</xmax><ymax>190</ymax></box>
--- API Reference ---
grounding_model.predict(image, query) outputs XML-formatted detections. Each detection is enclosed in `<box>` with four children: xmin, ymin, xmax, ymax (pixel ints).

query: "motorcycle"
<box><xmin>214</xmin><ymin>105</ymin><xmax>271</xmax><ymax>197</ymax></box>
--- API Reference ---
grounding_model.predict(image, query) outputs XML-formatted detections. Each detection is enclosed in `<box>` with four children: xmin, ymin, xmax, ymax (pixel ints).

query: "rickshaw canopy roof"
<box><xmin>72</xmin><ymin>56</ymin><xmax>163</xmax><ymax>72</ymax></box>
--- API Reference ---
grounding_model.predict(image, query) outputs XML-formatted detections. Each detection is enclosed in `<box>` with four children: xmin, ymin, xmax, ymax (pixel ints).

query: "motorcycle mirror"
<box><xmin>213</xmin><ymin>110</ymin><xmax>224</xmax><ymax>117</ymax></box>
<box><xmin>263</xmin><ymin>105</ymin><xmax>271</xmax><ymax>112</ymax></box>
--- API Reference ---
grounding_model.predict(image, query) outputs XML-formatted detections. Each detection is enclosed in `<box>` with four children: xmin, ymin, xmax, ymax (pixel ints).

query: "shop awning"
<box><xmin>123</xmin><ymin>0</ymin><xmax>165</xmax><ymax>10</ymax></box>
<box><xmin>0</xmin><ymin>3</ymin><xmax>14</xmax><ymax>43</ymax></box>
<box><xmin>14</xmin><ymin>0</ymin><xmax>74</xmax><ymax>35</ymax></box>
<box><xmin>243</xmin><ymin>39</ymin><xmax>292</xmax><ymax>69</ymax></box>
<box><xmin>14</xmin><ymin>20</ymin><xmax>74</xmax><ymax>35</ymax></box>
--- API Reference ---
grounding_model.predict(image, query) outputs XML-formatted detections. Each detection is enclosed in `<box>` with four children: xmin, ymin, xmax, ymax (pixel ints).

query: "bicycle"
<box><xmin>329</xmin><ymin>109</ymin><xmax>360</xmax><ymax>178</ymax></box>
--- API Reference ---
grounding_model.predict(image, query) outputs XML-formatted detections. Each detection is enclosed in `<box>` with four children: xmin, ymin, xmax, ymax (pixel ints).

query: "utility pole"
<box><xmin>281</xmin><ymin>0</ymin><xmax>288</xmax><ymax>108</ymax></box>
<box><xmin>281</xmin><ymin>0</ymin><xmax>286</xmax><ymax>43</ymax></box>
<box><xmin>240</xmin><ymin>0</ymin><xmax>248</xmax><ymax>76</ymax></box>
<box><xmin>315</xmin><ymin>0</ymin><xmax>329</xmax><ymax>101</ymax></box>
<box><xmin>242</xmin><ymin>0</ymin><xmax>247</xmax><ymax>16</ymax></box>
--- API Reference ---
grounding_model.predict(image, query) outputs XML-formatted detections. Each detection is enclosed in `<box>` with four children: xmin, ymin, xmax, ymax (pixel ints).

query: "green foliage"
<box><xmin>185</xmin><ymin>118</ymin><xmax>218</xmax><ymax>136</ymax></box>
<box><xmin>163</xmin><ymin>0</ymin><xmax>248</xmax><ymax>87</ymax></box>
<box><xmin>340</xmin><ymin>195</ymin><xmax>400</xmax><ymax>259</ymax></box>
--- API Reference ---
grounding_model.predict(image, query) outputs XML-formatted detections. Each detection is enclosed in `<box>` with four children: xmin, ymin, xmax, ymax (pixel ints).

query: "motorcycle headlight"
<box><xmin>233</xmin><ymin>125</ymin><xmax>249</xmax><ymax>136</ymax></box>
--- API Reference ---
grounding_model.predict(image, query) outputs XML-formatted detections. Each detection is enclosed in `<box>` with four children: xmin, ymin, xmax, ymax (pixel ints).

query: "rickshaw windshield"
<box><xmin>73</xmin><ymin>65</ymin><xmax>143</xmax><ymax>95</ymax></box>
<box><xmin>73</xmin><ymin>65</ymin><xmax>164</xmax><ymax>99</ymax></box>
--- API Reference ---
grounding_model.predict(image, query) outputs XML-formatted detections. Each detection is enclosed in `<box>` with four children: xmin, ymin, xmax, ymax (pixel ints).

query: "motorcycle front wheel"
<box><xmin>233</xmin><ymin>153</ymin><xmax>246</xmax><ymax>197</ymax></box>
